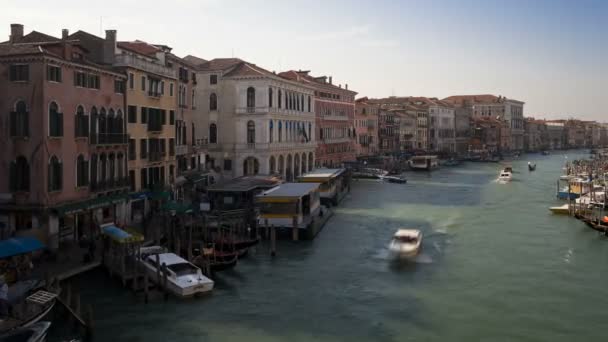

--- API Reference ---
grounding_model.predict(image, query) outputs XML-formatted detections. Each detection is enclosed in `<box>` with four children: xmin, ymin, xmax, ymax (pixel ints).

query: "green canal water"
<box><xmin>56</xmin><ymin>151</ymin><xmax>608</xmax><ymax>342</ymax></box>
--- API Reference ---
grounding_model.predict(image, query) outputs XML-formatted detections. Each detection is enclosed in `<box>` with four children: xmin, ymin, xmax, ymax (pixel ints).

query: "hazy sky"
<box><xmin>2</xmin><ymin>0</ymin><xmax>607</xmax><ymax>121</ymax></box>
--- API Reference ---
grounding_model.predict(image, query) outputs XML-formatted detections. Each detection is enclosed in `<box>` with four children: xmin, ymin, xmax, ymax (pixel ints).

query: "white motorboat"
<box><xmin>409</xmin><ymin>156</ymin><xmax>439</xmax><ymax>171</ymax></box>
<box><xmin>380</xmin><ymin>175</ymin><xmax>407</xmax><ymax>184</ymax></box>
<box><xmin>549</xmin><ymin>204</ymin><xmax>570</xmax><ymax>215</ymax></box>
<box><xmin>389</xmin><ymin>229</ymin><xmax>422</xmax><ymax>258</ymax></box>
<box><xmin>498</xmin><ymin>170</ymin><xmax>512</xmax><ymax>182</ymax></box>
<box><xmin>139</xmin><ymin>246</ymin><xmax>214</xmax><ymax>298</ymax></box>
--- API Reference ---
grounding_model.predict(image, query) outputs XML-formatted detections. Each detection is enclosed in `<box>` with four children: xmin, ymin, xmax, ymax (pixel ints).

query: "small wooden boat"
<box><xmin>528</xmin><ymin>162</ymin><xmax>536</xmax><ymax>171</ymax></box>
<box><xmin>389</xmin><ymin>229</ymin><xmax>422</xmax><ymax>259</ymax></box>
<box><xmin>0</xmin><ymin>286</ymin><xmax>57</xmax><ymax>335</ymax></box>
<box><xmin>193</xmin><ymin>247</ymin><xmax>238</xmax><ymax>273</ymax></box>
<box><xmin>549</xmin><ymin>204</ymin><xmax>569</xmax><ymax>215</ymax></box>
<box><xmin>0</xmin><ymin>321</ymin><xmax>51</xmax><ymax>342</ymax></box>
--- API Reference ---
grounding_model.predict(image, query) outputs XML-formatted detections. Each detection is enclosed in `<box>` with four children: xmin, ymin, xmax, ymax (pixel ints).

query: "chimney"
<box><xmin>339</xmin><ymin>84</ymin><xmax>342</xmax><ymax>88</ymax></box>
<box><xmin>345</xmin><ymin>84</ymin><xmax>348</xmax><ymax>90</ymax></box>
<box><xmin>329</xmin><ymin>76</ymin><xmax>333</xmax><ymax>85</ymax></box>
<box><xmin>62</xmin><ymin>29</ymin><xmax>69</xmax><ymax>40</ymax></box>
<box><xmin>103</xmin><ymin>29</ymin><xmax>117</xmax><ymax>64</ymax></box>
<box><xmin>9</xmin><ymin>24</ymin><xmax>24</xmax><ymax>43</ymax></box>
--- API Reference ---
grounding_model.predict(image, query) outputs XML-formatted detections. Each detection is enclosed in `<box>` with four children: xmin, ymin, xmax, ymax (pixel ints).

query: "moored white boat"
<box><xmin>389</xmin><ymin>229</ymin><xmax>422</xmax><ymax>258</ymax></box>
<box><xmin>549</xmin><ymin>204</ymin><xmax>569</xmax><ymax>215</ymax></box>
<box><xmin>139</xmin><ymin>246</ymin><xmax>214</xmax><ymax>298</ymax></box>
<box><xmin>408</xmin><ymin>156</ymin><xmax>439</xmax><ymax>171</ymax></box>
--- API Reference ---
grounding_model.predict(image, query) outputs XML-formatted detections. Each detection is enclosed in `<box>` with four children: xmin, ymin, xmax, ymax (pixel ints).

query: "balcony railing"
<box><xmin>89</xmin><ymin>133</ymin><xmax>129</xmax><ymax>145</ymax></box>
<box><xmin>236</xmin><ymin>106</ymin><xmax>268</xmax><ymax>115</ymax></box>
<box><xmin>148</xmin><ymin>90</ymin><xmax>161</xmax><ymax>98</ymax></box>
<box><xmin>114</xmin><ymin>54</ymin><xmax>177</xmax><ymax>79</ymax></box>
<box><xmin>90</xmin><ymin>177</ymin><xmax>130</xmax><ymax>192</ymax></box>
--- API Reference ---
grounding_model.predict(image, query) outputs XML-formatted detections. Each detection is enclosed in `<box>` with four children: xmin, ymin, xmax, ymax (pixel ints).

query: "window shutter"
<box><xmin>9</xmin><ymin>162</ymin><xmax>16</xmax><ymax>192</ymax></box>
<box><xmin>161</xmin><ymin>110</ymin><xmax>166</xmax><ymax>125</ymax></box>
<box><xmin>24</xmin><ymin>65</ymin><xmax>29</xmax><ymax>81</ymax></box>
<box><xmin>9</xmin><ymin>66</ymin><xmax>16</xmax><ymax>81</ymax></box>
<box><xmin>9</xmin><ymin>111</ymin><xmax>17</xmax><ymax>136</ymax></box>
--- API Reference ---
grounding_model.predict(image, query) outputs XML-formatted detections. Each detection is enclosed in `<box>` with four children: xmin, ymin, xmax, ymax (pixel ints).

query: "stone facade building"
<box><xmin>444</xmin><ymin>94</ymin><xmax>525</xmax><ymax>151</ymax></box>
<box><xmin>354</xmin><ymin>97</ymin><xmax>379</xmax><ymax>157</ymax></box>
<box><xmin>189</xmin><ymin>59</ymin><xmax>316</xmax><ymax>181</ymax></box>
<box><xmin>0</xmin><ymin>24</ymin><xmax>128</xmax><ymax>247</ymax></box>
<box><xmin>280</xmin><ymin>71</ymin><xmax>357</xmax><ymax>168</ymax></box>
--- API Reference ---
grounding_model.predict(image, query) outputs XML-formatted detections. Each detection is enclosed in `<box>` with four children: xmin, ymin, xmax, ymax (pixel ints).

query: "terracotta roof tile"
<box><xmin>0</xmin><ymin>44</ymin><xmax>44</xmax><ymax>56</ymax></box>
<box><xmin>196</xmin><ymin>58</ymin><xmax>244</xmax><ymax>72</ymax></box>
<box><xmin>278</xmin><ymin>70</ymin><xmax>357</xmax><ymax>95</ymax></box>
<box><xmin>183</xmin><ymin>55</ymin><xmax>208</xmax><ymax>67</ymax></box>
<box><xmin>117</xmin><ymin>41</ymin><xmax>161</xmax><ymax>57</ymax></box>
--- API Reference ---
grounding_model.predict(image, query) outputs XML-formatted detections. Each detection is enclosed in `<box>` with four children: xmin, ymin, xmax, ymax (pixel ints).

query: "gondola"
<box><xmin>528</xmin><ymin>162</ymin><xmax>536</xmax><ymax>171</ymax></box>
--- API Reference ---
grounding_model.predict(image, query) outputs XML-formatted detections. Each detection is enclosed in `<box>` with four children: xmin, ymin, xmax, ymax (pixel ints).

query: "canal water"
<box><xmin>55</xmin><ymin>151</ymin><xmax>608</xmax><ymax>342</ymax></box>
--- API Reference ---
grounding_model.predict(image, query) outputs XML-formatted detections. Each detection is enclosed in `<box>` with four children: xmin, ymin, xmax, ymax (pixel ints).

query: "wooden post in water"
<box><xmin>143</xmin><ymin>263</ymin><xmax>149</xmax><ymax>304</ymax></box>
<box><xmin>74</xmin><ymin>293</ymin><xmax>81</xmax><ymax>317</ymax></box>
<box><xmin>188</xmin><ymin>223</ymin><xmax>193</xmax><ymax>262</ymax></box>
<box><xmin>270</xmin><ymin>224</ymin><xmax>276</xmax><ymax>257</ymax></box>
<box><xmin>292</xmin><ymin>216</ymin><xmax>299</xmax><ymax>241</ymax></box>
<box><xmin>85</xmin><ymin>304</ymin><xmax>94</xmax><ymax>339</ymax></box>
<box><xmin>161</xmin><ymin>262</ymin><xmax>169</xmax><ymax>301</ymax></box>
<box><xmin>155</xmin><ymin>253</ymin><xmax>161</xmax><ymax>285</ymax></box>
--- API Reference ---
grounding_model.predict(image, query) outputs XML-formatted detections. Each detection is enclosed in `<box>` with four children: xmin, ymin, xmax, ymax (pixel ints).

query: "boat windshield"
<box><xmin>395</xmin><ymin>236</ymin><xmax>418</xmax><ymax>243</ymax></box>
<box><xmin>168</xmin><ymin>263</ymin><xmax>199</xmax><ymax>277</ymax></box>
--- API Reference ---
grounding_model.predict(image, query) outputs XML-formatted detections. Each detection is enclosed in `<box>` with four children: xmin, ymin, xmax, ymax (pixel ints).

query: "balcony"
<box><xmin>89</xmin><ymin>133</ymin><xmax>129</xmax><ymax>145</ymax></box>
<box><xmin>148</xmin><ymin>90</ymin><xmax>161</xmax><ymax>98</ymax></box>
<box><xmin>114</xmin><ymin>54</ymin><xmax>176</xmax><ymax>79</ymax></box>
<box><xmin>90</xmin><ymin>177</ymin><xmax>130</xmax><ymax>192</ymax></box>
<box><xmin>236</xmin><ymin>106</ymin><xmax>269</xmax><ymax>115</ymax></box>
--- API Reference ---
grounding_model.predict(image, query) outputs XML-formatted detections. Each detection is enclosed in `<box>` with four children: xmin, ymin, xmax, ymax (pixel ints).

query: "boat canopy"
<box><xmin>0</xmin><ymin>237</ymin><xmax>45</xmax><ymax>259</ymax></box>
<box><xmin>102</xmin><ymin>225</ymin><xmax>144</xmax><ymax>244</ymax></box>
<box><xmin>394</xmin><ymin>229</ymin><xmax>421</xmax><ymax>238</ymax></box>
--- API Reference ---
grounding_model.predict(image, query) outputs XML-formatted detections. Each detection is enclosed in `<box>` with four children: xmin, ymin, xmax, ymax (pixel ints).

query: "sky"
<box><xmin>2</xmin><ymin>0</ymin><xmax>607</xmax><ymax>121</ymax></box>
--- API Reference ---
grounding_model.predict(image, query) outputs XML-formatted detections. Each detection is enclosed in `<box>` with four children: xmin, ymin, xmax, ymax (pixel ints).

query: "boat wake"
<box><xmin>563</xmin><ymin>248</ymin><xmax>574</xmax><ymax>264</ymax></box>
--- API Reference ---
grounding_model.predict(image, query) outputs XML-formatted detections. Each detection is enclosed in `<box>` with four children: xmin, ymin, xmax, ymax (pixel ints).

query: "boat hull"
<box><xmin>557</xmin><ymin>192</ymin><xmax>580</xmax><ymax>200</ymax></box>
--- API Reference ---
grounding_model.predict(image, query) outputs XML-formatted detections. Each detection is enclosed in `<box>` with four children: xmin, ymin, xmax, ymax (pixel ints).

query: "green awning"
<box><xmin>149</xmin><ymin>190</ymin><xmax>171</xmax><ymax>201</ymax></box>
<box><xmin>162</xmin><ymin>201</ymin><xmax>194</xmax><ymax>214</ymax></box>
<box><xmin>55</xmin><ymin>193</ymin><xmax>129</xmax><ymax>215</ymax></box>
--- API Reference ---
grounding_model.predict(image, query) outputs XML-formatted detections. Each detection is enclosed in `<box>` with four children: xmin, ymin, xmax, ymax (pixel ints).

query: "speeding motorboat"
<box><xmin>389</xmin><ymin>229</ymin><xmax>422</xmax><ymax>258</ymax></box>
<box><xmin>498</xmin><ymin>170</ymin><xmax>513</xmax><ymax>182</ymax></box>
<box><xmin>380</xmin><ymin>175</ymin><xmax>408</xmax><ymax>184</ymax></box>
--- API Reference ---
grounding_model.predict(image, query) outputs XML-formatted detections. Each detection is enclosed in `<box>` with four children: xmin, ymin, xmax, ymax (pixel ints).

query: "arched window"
<box><xmin>288</xmin><ymin>93</ymin><xmax>293</xmax><ymax>110</ymax></box>
<box><xmin>10</xmin><ymin>100</ymin><xmax>29</xmax><ymax>137</ymax></box>
<box><xmin>308</xmin><ymin>122</ymin><xmax>312</xmax><ymax>141</ymax></box>
<box><xmin>90</xmin><ymin>154</ymin><xmax>98</xmax><ymax>184</ymax></box>
<box><xmin>209</xmin><ymin>123</ymin><xmax>217</xmax><ymax>144</ymax></box>
<box><xmin>269</xmin><ymin>120</ymin><xmax>274</xmax><ymax>143</ymax></box>
<box><xmin>90</xmin><ymin>106</ymin><xmax>98</xmax><ymax>135</ymax></box>
<box><xmin>301</xmin><ymin>153</ymin><xmax>307</xmax><ymax>175</ymax></box>
<box><xmin>278</xmin><ymin>155</ymin><xmax>285</xmax><ymax>175</ymax></box>
<box><xmin>270</xmin><ymin>156</ymin><xmax>276</xmax><ymax>173</ymax></box>
<box><xmin>49</xmin><ymin>101</ymin><xmax>63</xmax><ymax>137</ymax></box>
<box><xmin>9</xmin><ymin>156</ymin><xmax>30</xmax><ymax>192</ymax></box>
<box><xmin>247</xmin><ymin>87</ymin><xmax>255</xmax><ymax>108</ymax></box>
<box><xmin>307</xmin><ymin>96</ymin><xmax>311</xmax><ymax>112</ymax></box>
<box><xmin>75</xmin><ymin>105</ymin><xmax>88</xmax><ymax>138</ymax></box>
<box><xmin>247</xmin><ymin>120</ymin><xmax>255</xmax><ymax>144</ymax></box>
<box><xmin>117</xmin><ymin>153</ymin><xmax>124</xmax><ymax>180</ymax></box>
<box><xmin>210</xmin><ymin>93</ymin><xmax>217</xmax><ymax>111</ymax></box>
<box><xmin>285</xmin><ymin>92</ymin><xmax>288</xmax><ymax>109</ymax></box>
<box><xmin>278</xmin><ymin>89</ymin><xmax>282</xmax><ymax>108</ymax></box>
<box><xmin>108</xmin><ymin>109</ymin><xmax>115</xmax><ymax>134</ymax></box>
<box><xmin>308</xmin><ymin>152</ymin><xmax>314</xmax><ymax>171</ymax></box>
<box><xmin>320</xmin><ymin>128</ymin><xmax>323</xmax><ymax>140</ymax></box>
<box><xmin>76</xmin><ymin>155</ymin><xmax>89</xmax><ymax>187</ymax></box>
<box><xmin>48</xmin><ymin>156</ymin><xmax>62</xmax><ymax>192</ymax></box>
<box><xmin>294</xmin><ymin>154</ymin><xmax>300</xmax><ymax>178</ymax></box>
<box><xmin>243</xmin><ymin>157</ymin><xmax>259</xmax><ymax>176</ymax></box>
<box><xmin>116</xmin><ymin>110</ymin><xmax>124</xmax><ymax>134</ymax></box>
<box><xmin>278</xmin><ymin>121</ymin><xmax>282</xmax><ymax>143</ymax></box>
<box><xmin>296</xmin><ymin>93</ymin><xmax>300</xmax><ymax>111</ymax></box>
<box><xmin>108</xmin><ymin>153</ymin><xmax>115</xmax><ymax>182</ymax></box>
<box><xmin>268</xmin><ymin>88</ymin><xmax>273</xmax><ymax>108</ymax></box>
<box><xmin>300</xmin><ymin>94</ymin><xmax>304</xmax><ymax>112</ymax></box>
<box><xmin>192</xmin><ymin>89</ymin><xmax>196</xmax><ymax>109</ymax></box>
<box><xmin>99</xmin><ymin>107</ymin><xmax>107</xmax><ymax>135</ymax></box>
<box><xmin>99</xmin><ymin>153</ymin><xmax>107</xmax><ymax>184</ymax></box>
